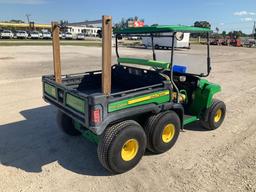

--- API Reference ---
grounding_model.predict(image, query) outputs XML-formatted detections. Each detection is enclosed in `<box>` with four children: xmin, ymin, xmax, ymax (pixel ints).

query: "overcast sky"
<box><xmin>0</xmin><ymin>0</ymin><xmax>255</xmax><ymax>33</ymax></box>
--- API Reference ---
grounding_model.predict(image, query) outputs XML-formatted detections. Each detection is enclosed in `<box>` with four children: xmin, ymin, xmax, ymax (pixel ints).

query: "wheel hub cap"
<box><xmin>214</xmin><ymin>109</ymin><xmax>222</xmax><ymax>123</ymax></box>
<box><xmin>121</xmin><ymin>139</ymin><xmax>139</xmax><ymax>161</ymax></box>
<box><xmin>162</xmin><ymin>123</ymin><xmax>175</xmax><ymax>143</ymax></box>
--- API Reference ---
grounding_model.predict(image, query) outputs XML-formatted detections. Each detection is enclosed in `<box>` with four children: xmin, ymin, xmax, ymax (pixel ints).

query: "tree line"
<box><xmin>193</xmin><ymin>21</ymin><xmax>251</xmax><ymax>38</ymax></box>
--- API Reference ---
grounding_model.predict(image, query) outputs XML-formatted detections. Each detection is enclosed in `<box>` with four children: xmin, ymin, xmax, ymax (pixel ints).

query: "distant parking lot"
<box><xmin>0</xmin><ymin>39</ymin><xmax>102</xmax><ymax>47</ymax></box>
<box><xmin>0</xmin><ymin>29</ymin><xmax>100</xmax><ymax>40</ymax></box>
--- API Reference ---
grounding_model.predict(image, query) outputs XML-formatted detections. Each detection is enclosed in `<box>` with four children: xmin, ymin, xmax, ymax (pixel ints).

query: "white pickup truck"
<box><xmin>1</xmin><ymin>30</ymin><xmax>14</xmax><ymax>39</ymax></box>
<box><xmin>16</xmin><ymin>30</ymin><xmax>29</xmax><ymax>39</ymax></box>
<box><xmin>29</xmin><ymin>31</ymin><xmax>40</xmax><ymax>39</ymax></box>
<box><xmin>77</xmin><ymin>33</ymin><xmax>85</xmax><ymax>40</ymax></box>
<box><xmin>42</xmin><ymin>32</ymin><xmax>52</xmax><ymax>39</ymax></box>
<box><xmin>64</xmin><ymin>32</ymin><xmax>73</xmax><ymax>40</ymax></box>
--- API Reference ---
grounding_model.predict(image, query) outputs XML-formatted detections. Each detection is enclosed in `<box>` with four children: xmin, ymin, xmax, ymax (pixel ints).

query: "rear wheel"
<box><xmin>201</xmin><ymin>99</ymin><xmax>226</xmax><ymax>130</ymax></box>
<box><xmin>144</xmin><ymin>111</ymin><xmax>180</xmax><ymax>154</ymax></box>
<box><xmin>143</xmin><ymin>44</ymin><xmax>148</xmax><ymax>49</ymax></box>
<box><xmin>155</xmin><ymin>44</ymin><xmax>160</xmax><ymax>49</ymax></box>
<box><xmin>97</xmin><ymin>120</ymin><xmax>146</xmax><ymax>174</ymax></box>
<box><xmin>57</xmin><ymin>111</ymin><xmax>81</xmax><ymax>136</ymax></box>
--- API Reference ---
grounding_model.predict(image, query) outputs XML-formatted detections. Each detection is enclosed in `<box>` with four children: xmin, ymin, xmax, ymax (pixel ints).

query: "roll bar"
<box><xmin>51</xmin><ymin>17</ymin><xmax>211</xmax><ymax>98</ymax></box>
<box><xmin>115</xmin><ymin>32</ymin><xmax>212</xmax><ymax>77</ymax></box>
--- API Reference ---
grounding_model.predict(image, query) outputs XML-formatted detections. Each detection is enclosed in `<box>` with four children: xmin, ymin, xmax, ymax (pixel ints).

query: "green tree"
<box><xmin>228</xmin><ymin>31</ymin><xmax>243</xmax><ymax>39</ymax></box>
<box><xmin>194</xmin><ymin>21</ymin><xmax>211</xmax><ymax>29</ymax></box>
<box><xmin>193</xmin><ymin>21</ymin><xmax>211</xmax><ymax>38</ymax></box>
<box><xmin>222</xmin><ymin>31</ymin><xmax>227</xmax><ymax>37</ymax></box>
<box><xmin>114</xmin><ymin>18</ymin><xmax>126</xmax><ymax>30</ymax></box>
<box><xmin>59</xmin><ymin>20</ymin><xmax>69</xmax><ymax>32</ymax></box>
<box><xmin>9</xmin><ymin>19</ymin><xmax>25</xmax><ymax>23</ymax></box>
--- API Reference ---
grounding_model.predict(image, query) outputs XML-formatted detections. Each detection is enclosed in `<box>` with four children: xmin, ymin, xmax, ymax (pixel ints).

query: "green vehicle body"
<box><xmin>42</xmin><ymin>25</ymin><xmax>221</xmax><ymax>143</ymax></box>
<box><xmin>108</xmin><ymin>90</ymin><xmax>170</xmax><ymax>112</ymax></box>
<box><xmin>43</xmin><ymin>75</ymin><xmax>221</xmax><ymax>144</ymax></box>
<box><xmin>189</xmin><ymin>79</ymin><xmax>221</xmax><ymax>115</ymax></box>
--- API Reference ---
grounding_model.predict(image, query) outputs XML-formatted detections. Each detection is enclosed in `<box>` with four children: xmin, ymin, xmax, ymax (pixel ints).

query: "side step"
<box><xmin>183</xmin><ymin>115</ymin><xmax>198</xmax><ymax>126</ymax></box>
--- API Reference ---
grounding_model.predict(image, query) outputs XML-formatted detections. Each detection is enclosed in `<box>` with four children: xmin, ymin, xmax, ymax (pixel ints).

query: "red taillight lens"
<box><xmin>91</xmin><ymin>108</ymin><xmax>101</xmax><ymax>124</ymax></box>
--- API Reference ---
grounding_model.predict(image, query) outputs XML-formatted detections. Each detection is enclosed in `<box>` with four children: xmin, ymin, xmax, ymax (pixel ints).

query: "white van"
<box><xmin>142</xmin><ymin>32</ymin><xmax>190</xmax><ymax>49</ymax></box>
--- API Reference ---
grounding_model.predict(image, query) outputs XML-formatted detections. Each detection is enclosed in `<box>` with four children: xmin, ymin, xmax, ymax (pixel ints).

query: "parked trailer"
<box><xmin>142</xmin><ymin>32</ymin><xmax>190</xmax><ymax>49</ymax></box>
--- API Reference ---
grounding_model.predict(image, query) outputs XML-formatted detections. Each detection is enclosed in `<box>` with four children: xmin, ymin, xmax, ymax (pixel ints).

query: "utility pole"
<box><xmin>25</xmin><ymin>14</ymin><xmax>31</xmax><ymax>30</ymax></box>
<box><xmin>25</xmin><ymin>14</ymin><xmax>31</xmax><ymax>24</ymax></box>
<box><xmin>253</xmin><ymin>21</ymin><xmax>256</xmax><ymax>40</ymax></box>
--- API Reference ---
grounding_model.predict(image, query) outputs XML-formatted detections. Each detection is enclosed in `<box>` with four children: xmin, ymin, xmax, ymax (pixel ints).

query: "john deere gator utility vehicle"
<box><xmin>42</xmin><ymin>16</ymin><xmax>226</xmax><ymax>174</ymax></box>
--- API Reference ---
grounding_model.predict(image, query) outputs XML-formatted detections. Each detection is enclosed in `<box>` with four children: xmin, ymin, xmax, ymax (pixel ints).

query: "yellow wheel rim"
<box><xmin>162</xmin><ymin>123</ymin><xmax>175</xmax><ymax>143</ymax></box>
<box><xmin>121</xmin><ymin>139</ymin><xmax>139</xmax><ymax>161</ymax></box>
<box><xmin>214</xmin><ymin>109</ymin><xmax>222</xmax><ymax>123</ymax></box>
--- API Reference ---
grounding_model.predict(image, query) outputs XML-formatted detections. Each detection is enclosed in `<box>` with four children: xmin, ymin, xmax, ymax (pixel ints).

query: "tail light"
<box><xmin>90</xmin><ymin>107</ymin><xmax>102</xmax><ymax>125</ymax></box>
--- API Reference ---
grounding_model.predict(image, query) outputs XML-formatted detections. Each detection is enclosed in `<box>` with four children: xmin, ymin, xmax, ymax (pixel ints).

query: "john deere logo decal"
<box><xmin>108</xmin><ymin>90</ymin><xmax>170</xmax><ymax>112</ymax></box>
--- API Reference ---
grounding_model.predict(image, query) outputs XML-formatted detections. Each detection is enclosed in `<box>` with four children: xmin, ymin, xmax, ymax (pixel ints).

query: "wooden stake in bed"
<box><xmin>101</xmin><ymin>15</ymin><xmax>112</xmax><ymax>95</ymax></box>
<box><xmin>51</xmin><ymin>22</ymin><xmax>62</xmax><ymax>83</ymax></box>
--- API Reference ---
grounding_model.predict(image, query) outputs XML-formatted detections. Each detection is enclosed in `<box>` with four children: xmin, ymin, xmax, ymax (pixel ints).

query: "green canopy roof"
<box><xmin>114</xmin><ymin>25</ymin><xmax>212</xmax><ymax>34</ymax></box>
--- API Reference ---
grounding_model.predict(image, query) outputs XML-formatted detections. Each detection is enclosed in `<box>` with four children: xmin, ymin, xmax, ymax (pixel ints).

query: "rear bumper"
<box><xmin>43</xmin><ymin>95</ymin><xmax>87</xmax><ymax>126</ymax></box>
<box><xmin>42</xmin><ymin>77</ymin><xmax>90</xmax><ymax>129</ymax></box>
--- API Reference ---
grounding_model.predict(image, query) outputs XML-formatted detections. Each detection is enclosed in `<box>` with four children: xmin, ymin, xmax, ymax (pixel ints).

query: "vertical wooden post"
<box><xmin>102</xmin><ymin>15</ymin><xmax>112</xmax><ymax>95</ymax></box>
<box><xmin>51</xmin><ymin>22</ymin><xmax>62</xmax><ymax>83</ymax></box>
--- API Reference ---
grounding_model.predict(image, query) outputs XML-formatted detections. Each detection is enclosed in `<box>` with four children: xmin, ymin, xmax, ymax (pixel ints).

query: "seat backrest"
<box><xmin>117</xmin><ymin>57</ymin><xmax>170</xmax><ymax>70</ymax></box>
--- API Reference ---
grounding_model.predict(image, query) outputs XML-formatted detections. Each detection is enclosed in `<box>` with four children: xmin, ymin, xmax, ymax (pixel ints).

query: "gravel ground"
<box><xmin>0</xmin><ymin>45</ymin><xmax>256</xmax><ymax>192</ymax></box>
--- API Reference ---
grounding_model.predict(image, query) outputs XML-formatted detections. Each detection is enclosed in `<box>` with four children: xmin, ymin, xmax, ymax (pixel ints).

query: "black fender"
<box><xmin>162</xmin><ymin>102</ymin><xmax>184</xmax><ymax>129</ymax></box>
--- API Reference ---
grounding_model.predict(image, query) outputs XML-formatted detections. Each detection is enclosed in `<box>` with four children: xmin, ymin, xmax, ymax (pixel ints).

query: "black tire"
<box><xmin>97</xmin><ymin>120</ymin><xmax>146</xmax><ymax>174</ymax></box>
<box><xmin>143</xmin><ymin>44</ymin><xmax>148</xmax><ymax>49</ymax></box>
<box><xmin>200</xmin><ymin>99</ymin><xmax>226</xmax><ymax>130</ymax></box>
<box><xmin>57</xmin><ymin>111</ymin><xmax>81</xmax><ymax>136</ymax></box>
<box><xmin>188</xmin><ymin>43</ymin><xmax>191</xmax><ymax>49</ymax></box>
<box><xmin>155</xmin><ymin>44</ymin><xmax>160</xmax><ymax>49</ymax></box>
<box><xmin>144</xmin><ymin>111</ymin><xmax>180</xmax><ymax>154</ymax></box>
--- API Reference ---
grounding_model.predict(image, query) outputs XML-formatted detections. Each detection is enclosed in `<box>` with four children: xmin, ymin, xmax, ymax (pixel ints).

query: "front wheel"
<box><xmin>200</xmin><ymin>99</ymin><xmax>226</xmax><ymax>130</ymax></box>
<box><xmin>97</xmin><ymin>120</ymin><xmax>146</xmax><ymax>174</ymax></box>
<box><xmin>155</xmin><ymin>44</ymin><xmax>160</xmax><ymax>49</ymax></box>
